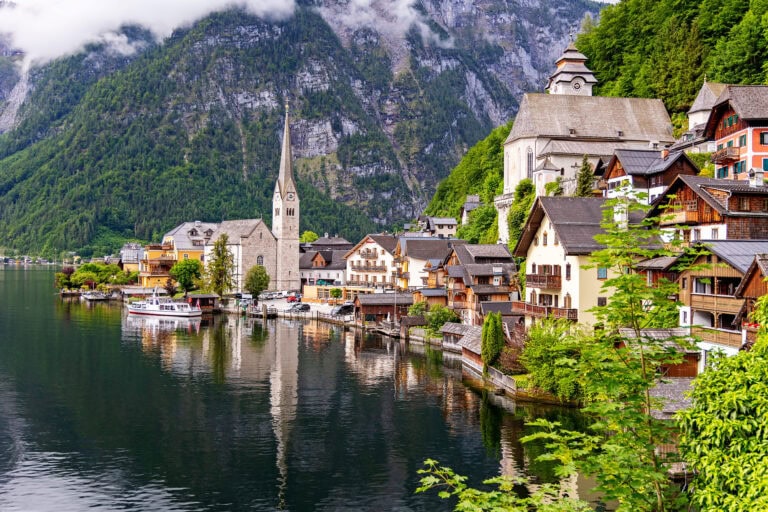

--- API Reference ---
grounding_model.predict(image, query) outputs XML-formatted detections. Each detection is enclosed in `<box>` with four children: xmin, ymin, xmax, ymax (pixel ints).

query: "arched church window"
<box><xmin>527</xmin><ymin>147</ymin><xmax>534</xmax><ymax>179</ymax></box>
<box><xmin>275</xmin><ymin>208</ymin><xmax>280</xmax><ymax>216</ymax></box>
<box><xmin>257</xmin><ymin>255</ymin><xmax>264</xmax><ymax>266</ymax></box>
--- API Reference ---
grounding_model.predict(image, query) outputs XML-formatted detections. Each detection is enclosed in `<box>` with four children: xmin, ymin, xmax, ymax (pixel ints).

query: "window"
<box><xmin>534</xmin><ymin>236</ymin><xmax>539</xmax><ymax>246</ymax></box>
<box><xmin>739</xmin><ymin>197</ymin><xmax>750</xmax><ymax>211</ymax></box>
<box><xmin>554</xmin><ymin>234</ymin><xmax>559</xmax><ymax>245</ymax></box>
<box><xmin>257</xmin><ymin>255</ymin><xmax>264</xmax><ymax>266</ymax></box>
<box><xmin>565</xmin><ymin>263</ymin><xmax>571</xmax><ymax>281</ymax></box>
<box><xmin>597</xmin><ymin>297</ymin><xmax>607</xmax><ymax>307</ymax></box>
<box><xmin>692</xmin><ymin>229</ymin><xmax>700</xmax><ymax>241</ymax></box>
<box><xmin>531</xmin><ymin>263</ymin><xmax>537</xmax><ymax>274</ymax></box>
<box><xmin>711</xmin><ymin>228</ymin><xmax>719</xmax><ymax>240</ymax></box>
<box><xmin>183</xmin><ymin>253</ymin><xmax>189</xmax><ymax>260</ymax></box>
<box><xmin>682</xmin><ymin>277</ymin><xmax>687</xmax><ymax>290</ymax></box>
<box><xmin>275</xmin><ymin>208</ymin><xmax>280</xmax><ymax>216</ymax></box>
<box><xmin>761</xmin><ymin>132</ymin><xmax>768</xmax><ymax>145</ymax></box>
<box><xmin>739</xmin><ymin>134</ymin><xmax>747</xmax><ymax>147</ymax></box>
<box><xmin>543</xmin><ymin>232</ymin><xmax>548</xmax><ymax>246</ymax></box>
<box><xmin>727</xmin><ymin>140</ymin><xmax>733</xmax><ymax>147</ymax></box>
<box><xmin>735</xmin><ymin>161</ymin><xmax>746</xmax><ymax>174</ymax></box>
<box><xmin>527</xmin><ymin>148</ymin><xmax>534</xmax><ymax>179</ymax></box>
<box><xmin>717</xmin><ymin>167</ymin><xmax>728</xmax><ymax>179</ymax></box>
<box><xmin>597</xmin><ymin>267</ymin><xmax>608</xmax><ymax>280</ymax></box>
<box><xmin>717</xmin><ymin>144</ymin><xmax>723</xmax><ymax>151</ymax></box>
<box><xmin>564</xmin><ymin>293</ymin><xmax>572</xmax><ymax>309</ymax></box>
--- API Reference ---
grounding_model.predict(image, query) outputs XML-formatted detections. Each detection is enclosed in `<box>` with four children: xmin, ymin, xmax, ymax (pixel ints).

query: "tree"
<box><xmin>519</xmin><ymin>318</ymin><xmax>582</xmax><ymax>402</ymax></box>
<box><xmin>677</xmin><ymin>295</ymin><xmax>768</xmax><ymax>511</ymax></box>
<box><xmin>409</xmin><ymin>300</ymin><xmax>428</xmax><ymax>317</ymax></box>
<box><xmin>206</xmin><ymin>234</ymin><xmax>234</xmax><ymax>297</ymax></box>
<box><xmin>170</xmin><ymin>259</ymin><xmax>203</xmax><ymax>295</ymax></box>
<box><xmin>329</xmin><ymin>287</ymin><xmax>342</xmax><ymax>300</ymax></box>
<box><xmin>300</xmin><ymin>230</ymin><xmax>319</xmax><ymax>243</ymax></box>
<box><xmin>244</xmin><ymin>265</ymin><xmax>270</xmax><ymax>299</ymax></box>
<box><xmin>544</xmin><ymin>177</ymin><xmax>563</xmax><ymax>196</ymax></box>
<box><xmin>420</xmin><ymin>198</ymin><xmax>698</xmax><ymax>511</ymax></box>
<box><xmin>480</xmin><ymin>312</ymin><xmax>504</xmax><ymax>373</ymax></box>
<box><xmin>574</xmin><ymin>155</ymin><xmax>593</xmax><ymax>197</ymax></box>
<box><xmin>507</xmin><ymin>179</ymin><xmax>535</xmax><ymax>247</ymax></box>
<box><xmin>425</xmin><ymin>304</ymin><xmax>459</xmax><ymax>335</ymax></box>
<box><xmin>163</xmin><ymin>278</ymin><xmax>177</xmax><ymax>297</ymax></box>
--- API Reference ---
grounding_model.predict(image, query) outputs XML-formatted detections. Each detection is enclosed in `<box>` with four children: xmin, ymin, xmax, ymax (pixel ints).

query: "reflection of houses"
<box><xmin>345</xmin><ymin>234</ymin><xmax>398</xmax><ymax>288</ymax></box>
<box><xmin>602</xmin><ymin>149</ymin><xmax>698</xmax><ymax>204</ymax></box>
<box><xmin>678</xmin><ymin>240</ymin><xmax>768</xmax><ymax>356</ymax></box>
<box><xmin>650</xmin><ymin>174</ymin><xmax>768</xmax><ymax>242</ymax></box>
<box><xmin>393</xmin><ymin>237</ymin><xmax>466</xmax><ymax>290</ymax></box>
<box><xmin>513</xmin><ymin>197</ymin><xmax>626</xmax><ymax>327</ymax></box>
<box><xmin>445</xmin><ymin>244</ymin><xmax>517</xmax><ymax>326</ymax></box>
<box><xmin>703</xmin><ymin>85</ymin><xmax>768</xmax><ymax>180</ymax></box>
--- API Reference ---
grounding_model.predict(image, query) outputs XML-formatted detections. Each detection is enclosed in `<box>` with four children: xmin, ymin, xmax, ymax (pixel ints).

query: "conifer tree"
<box><xmin>206</xmin><ymin>234</ymin><xmax>234</xmax><ymax>297</ymax></box>
<box><xmin>574</xmin><ymin>155</ymin><xmax>593</xmax><ymax>197</ymax></box>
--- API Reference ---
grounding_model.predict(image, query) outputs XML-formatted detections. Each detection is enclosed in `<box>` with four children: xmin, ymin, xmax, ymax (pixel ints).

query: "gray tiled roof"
<box><xmin>480</xmin><ymin>301</ymin><xmax>516</xmax><ymax>315</ymax></box>
<box><xmin>457</xmin><ymin>325</ymin><xmax>483</xmax><ymax>354</ymax></box>
<box><xmin>506</xmin><ymin>94</ymin><xmax>674</xmax><ymax>144</ymax></box>
<box><xmin>464</xmin><ymin>263</ymin><xmax>515</xmax><ymax>277</ymax></box>
<box><xmin>612</xmin><ymin>149</ymin><xmax>692</xmax><ymax>176</ymax></box>
<box><xmin>440</xmin><ymin>323</ymin><xmax>470</xmax><ymax>336</ymax></box>
<box><xmin>214</xmin><ymin>219</ymin><xmax>267</xmax><ymax>241</ymax></box>
<box><xmin>463</xmin><ymin>244</ymin><xmax>514</xmax><ymax>261</ymax></box>
<box><xmin>446</xmin><ymin>265</ymin><xmax>467</xmax><ymax>279</ymax></box>
<box><xmin>418</xmin><ymin>288</ymin><xmax>447</xmax><ymax>297</ymax></box>
<box><xmin>688</xmin><ymin>82</ymin><xmax>728</xmax><ymax>114</ymax></box>
<box><xmin>713</xmin><ymin>85</ymin><xmax>768</xmax><ymax>120</ymax></box>
<box><xmin>399</xmin><ymin>238</ymin><xmax>465</xmax><ymax>261</ymax></box>
<box><xmin>660</xmin><ymin>175</ymin><xmax>768</xmax><ymax>217</ymax></box>
<box><xmin>697</xmin><ymin>240</ymin><xmax>768</xmax><ymax>274</ymax></box>
<box><xmin>471</xmin><ymin>284</ymin><xmax>512</xmax><ymax>295</ymax></box>
<box><xmin>164</xmin><ymin>221</ymin><xmax>220</xmax><ymax>250</ymax></box>
<box><xmin>356</xmin><ymin>293</ymin><xmax>414</xmax><ymax>306</ymax></box>
<box><xmin>635</xmin><ymin>256</ymin><xmax>680</xmax><ymax>271</ymax></box>
<box><xmin>540</xmin><ymin>139</ymin><xmax>658</xmax><ymax>160</ymax></box>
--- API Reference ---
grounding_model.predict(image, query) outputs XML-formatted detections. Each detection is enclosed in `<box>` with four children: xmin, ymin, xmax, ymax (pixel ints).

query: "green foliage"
<box><xmin>456</xmin><ymin>205</ymin><xmax>497</xmax><ymax>244</ymax></box>
<box><xmin>507</xmin><ymin>179</ymin><xmax>535</xmax><ymax>248</ymax></box>
<box><xmin>574</xmin><ymin>155</ymin><xmax>593</xmax><ymax>197</ymax></box>
<box><xmin>170</xmin><ymin>259</ymin><xmax>203</xmax><ymax>294</ymax></box>
<box><xmin>299</xmin><ymin>230</ymin><xmax>319</xmax><ymax>243</ymax></box>
<box><xmin>408</xmin><ymin>300</ymin><xmax>428</xmax><ymax>317</ymax></box>
<box><xmin>480</xmin><ymin>312</ymin><xmax>504</xmax><ymax>372</ymax></box>
<box><xmin>678</xmin><ymin>336</ymin><xmax>768</xmax><ymax>511</ymax></box>
<box><xmin>425</xmin><ymin>304</ymin><xmax>459</xmax><ymax>335</ymax></box>
<box><xmin>544</xmin><ymin>177</ymin><xmax>563</xmax><ymax>197</ymax></box>
<box><xmin>205</xmin><ymin>234</ymin><xmax>234</xmax><ymax>297</ymax></box>
<box><xmin>64</xmin><ymin>262</ymin><xmax>136</xmax><ymax>289</ymax></box>
<box><xmin>329</xmin><ymin>287</ymin><xmax>342</xmax><ymax>299</ymax></box>
<box><xmin>520</xmin><ymin>319</ymin><xmax>582</xmax><ymax>402</ymax></box>
<box><xmin>244</xmin><ymin>265</ymin><xmax>270</xmax><ymax>297</ymax></box>
<box><xmin>688</xmin><ymin>152</ymin><xmax>714</xmax><ymax>177</ymax></box>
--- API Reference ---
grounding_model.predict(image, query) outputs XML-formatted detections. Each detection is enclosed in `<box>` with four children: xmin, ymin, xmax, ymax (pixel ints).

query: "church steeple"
<box><xmin>546</xmin><ymin>41</ymin><xmax>597</xmax><ymax>96</ymax></box>
<box><xmin>277</xmin><ymin>104</ymin><xmax>296</xmax><ymax>197</ymax></box>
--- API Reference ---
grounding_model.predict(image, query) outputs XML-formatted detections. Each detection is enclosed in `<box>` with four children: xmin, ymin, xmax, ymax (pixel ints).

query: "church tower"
<box><xmin>546</xmin><ymin>41</ymin><xmax>597</xmax><ymax>96</ymax></box>
<box><xmin>272</xmin><ymin>105</ymin><xmax>301</xmax><ymax>291</ymax></box>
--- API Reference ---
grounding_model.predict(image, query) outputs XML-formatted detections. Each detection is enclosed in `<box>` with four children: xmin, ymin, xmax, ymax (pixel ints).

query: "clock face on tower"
<box><xmin>287</xmin><ymin>192</ymin><xmax>295</xmax><ymax>201</ymax></box>
<box><xmin>572</xmin><ymin>78</ymin><xmax>584</xmax><ymax>91</ymax></box>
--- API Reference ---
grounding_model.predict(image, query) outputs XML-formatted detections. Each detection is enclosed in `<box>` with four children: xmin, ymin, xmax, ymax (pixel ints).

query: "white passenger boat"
<box><xmin>82</xmin><ymin>291</ymin><xmax>109</xmax><ymax>301</ymax></box>
<box><xmin>127</xmin><ymin>294</ymin><xmax>202</xmax><ymax>317</ymax></box>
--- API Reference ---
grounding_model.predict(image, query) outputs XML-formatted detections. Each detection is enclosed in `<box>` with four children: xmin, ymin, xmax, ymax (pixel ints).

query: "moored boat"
<box><xmin>82</xmin><ymin>291</ymin><xmax>109</xmax><ymax>301</ymax></box>
<box><xmin>128</xmin><ymin>295</ymin><xmax>202</xmax><ymax>317</ymax></box>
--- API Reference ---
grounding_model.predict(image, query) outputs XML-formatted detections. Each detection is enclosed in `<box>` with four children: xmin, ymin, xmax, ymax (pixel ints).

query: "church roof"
<box><xmin>276</xmin><ymin>105</ymin><xmax>296</xmax><ymax>197</ymax></box>
<box><xmin>547</xmin><ymin>41</ymin><xmax>598</xmax><ymax>90</ymax></box>
<box><xmin>688</xmin><ymin>81</ymin><xmax>728</xmax><ymax>115</ymax></box>
<box><xmin>214</xmin><ymin>219</ymin><xmax>271</xmax><ymax>242</ymax></box>
<box><xmin>505</xmin><ymin>94</ymin><xmax>674</xmax><ymax>145</ymax></box>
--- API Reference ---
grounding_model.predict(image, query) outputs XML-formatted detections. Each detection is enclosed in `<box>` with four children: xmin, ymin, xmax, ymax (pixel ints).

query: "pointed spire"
<box><xmin>278</xmin><ymin>103</ymin><xmax>295</xmax><ymax>195</ymax></box>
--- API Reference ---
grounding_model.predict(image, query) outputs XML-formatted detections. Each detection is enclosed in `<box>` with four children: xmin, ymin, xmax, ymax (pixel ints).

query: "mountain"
<box><xmin>0</xmin><ymin>1</ymin><xmax>600</xmax><ymax>257</ymax></box>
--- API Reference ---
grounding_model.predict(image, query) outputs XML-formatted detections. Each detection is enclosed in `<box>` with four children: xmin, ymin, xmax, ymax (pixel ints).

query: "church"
<box><xmin>203</xmin><ymin>106</ymin><xmax>301</xmax><ymax>293</ymax></box>
<box><xmin>494</xmin><ymin>42</ymin><xmax>676</xmax><ymax>244</ymax></box>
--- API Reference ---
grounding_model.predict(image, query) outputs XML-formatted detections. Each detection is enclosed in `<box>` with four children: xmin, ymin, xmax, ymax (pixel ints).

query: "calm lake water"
<box><xmin>0</xmin><ymin>266</ymin><xmax>583</xmax><ymax>511</ymax></box>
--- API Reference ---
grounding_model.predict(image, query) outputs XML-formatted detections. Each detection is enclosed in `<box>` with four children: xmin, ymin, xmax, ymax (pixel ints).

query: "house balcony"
<box><xmin>691</xmin><ymin>326</ymin><xmax>743</xmax><ymax>349</ymax></box>
<box><xmin>690</xmin><ymin>294</ymin><xmax>744</xmax><ymax>316</ymax></box>
<box><xmin>351</xmin><ymin>264</ymin><xmax>387</xmax><ymax>272</ymax></box>
<box><xmin>659</xmin><ymin>209</ymin><xmax>700</xmax><ymax>226</ymax></box>
<box><xmin>450</xmin><ymin>301</ymin><xmax>468</xmax><ymax>309</ymax></box>
<box><xmin>396</xmin><ymin>271</ymin><xmax>410</xmax><ymax>279</ymax></box>
<box><xmin>358</xmin><ymin>250</ymin><xmax>378</xmax><ymax>260</ymax></box>
<box><xmin>526</xmin><ymin>273</ymin><xmax>561</xmax><ymax>290</ymax></box>
<box><xmin>511</xmin><ymin>301</ymin><xmax>578</xmax><ymax>321</ymax></box>
<box><xmin>711</xmin><ymin>146</ymin><xmax>740</xmax><ymax>164</ymax></box>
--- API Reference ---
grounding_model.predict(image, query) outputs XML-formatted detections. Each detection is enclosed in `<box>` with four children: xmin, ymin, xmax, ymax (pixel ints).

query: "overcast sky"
<box><xmin>0</xmin><ymin>0</ymin><xmax>296</xmax><ymax>64</ymax></box>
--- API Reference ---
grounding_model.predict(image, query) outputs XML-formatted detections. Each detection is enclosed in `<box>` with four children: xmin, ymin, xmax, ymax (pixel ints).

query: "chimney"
<box><xmin>749</xmin><ymin>168</ymin><xmax>765</xmax><ymax>188</ymax></box>
<box><xmin>661</xmin><ymin>149</ymin><xmax>670</xmax><ymax>159</ymax></box>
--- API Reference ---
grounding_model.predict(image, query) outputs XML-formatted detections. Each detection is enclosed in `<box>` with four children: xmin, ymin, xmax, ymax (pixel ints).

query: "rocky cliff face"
<box><xmin>0</xmin><ymin>1</ymin><xmax>600</xmax><ymax>253</ymax></box>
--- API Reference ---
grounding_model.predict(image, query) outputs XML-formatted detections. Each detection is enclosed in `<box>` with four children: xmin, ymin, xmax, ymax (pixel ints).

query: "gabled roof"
<box><xmin>355</xmin><ymin>293</ymin><xmax>414</xmax><ymax>306</ymax></box>
<box><xmin>505</xmin><ymin>93</ymin><xmax>674</xmax><ymax>145</ymax></box>
<box><xmin>418</xmin><ymin>288</ymin><xmax>448</xmax><ymax>297</ymax></box>
<box><xmin>694</xmin><ymin>240</ymin><xmax>768</xmax><ymax>275</ymax></box>
<box><xmin>164</xmin><ymin>221</ymin><xmax>220</xmax><ymax>249</ymax></box>
<box><xmin>397</xmin><ymin>238</ymin><xmax>465</xmax><ymax>261</ymax></box>
<box><xmin>457</xmin><ymin>325</ymin><xmax>483</xmax><ymax>354</ymax></box>
<box><xmin>480</xmin><ymin>302</ymin><xmax>518</xmax><ymax>316</ymax></box>
<box><xmin>688</xmin><ymin>82</ymin><xmax>728</xmax><ymax>115</ymax></box>
<box><xmin>440</xmin><ymin>323</ymin><xmax>471</xmax><ymax>336</ymax></box>
<box><xmin>650</xmin><ymin>175</ymin><xmax>768</xmax><ymax>218</ymax></box>
<box><xmin>344</xmin><ymin>234</ymin><xmax>399</xmax><ymax>259</ymax></box>
<box><xmin>704</xmin><ymin>85</ymin><xmax>768</xmax><ymax>138</ymax></box>
<box><xmin>464</xmin><ymin>263</ymin><xmax>515</xmax><ymax>277</ymax></box>
<box><xmin>607</xmin><ymin>149</ymin><xmax>697</xmax><ymax>178</ymax></box>
<box><xmin>452</xmin><ymin>244</ymin><xmax>514</xmax><ymax>266</ymax></box>
<box><xmin>214</xmin><ymin>219</ymin><xmax>271</xmax><ymax>243</ymax></box>
<box><xmin>735</xmin><ymin>254</ymin><xmax>768</xmax><ymax>298</ymax></box>
<box><xmin>300</xmin><ymin>249</ymin><xmax>348</xmax><ymax>271</ymax></box>
<box><xmin>427</xmin><ymin>216</ymin><xmax>458</xmax><ymax>226</ymax></box>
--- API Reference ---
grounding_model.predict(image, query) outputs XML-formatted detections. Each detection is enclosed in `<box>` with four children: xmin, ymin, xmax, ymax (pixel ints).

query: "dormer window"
<box><xmin>189</xmin><ymin>229</ymin><xmax>198</xmax><ymax>236</ymax></box>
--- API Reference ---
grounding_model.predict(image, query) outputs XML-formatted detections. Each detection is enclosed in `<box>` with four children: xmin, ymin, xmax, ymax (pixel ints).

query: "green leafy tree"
<box><xmin>170</xmin><ymin>259</ymin><xmax>203</xmax><ymax>294</ymax></box>
<box><xmin>425</xmin><ymin>304</ymin><xmax>459</xmax><ymax>335</ymax></box>
<box><xmin>408</xmin><ymin>300</ymin><xmax>428</xmax><ymax>317</ymax></box>
<box><xmin>480</xmin><ymin>312</ymin><xmax>504</xmax><ymax>373</ymax></box>
<box><xmin>300</xmin><ymin>230</ymin><xmax>319</xmax><ymax>243</ymax></box>
<box><xmin>244</xmin><ymin>265</ymin><xmax>270</xmax><ymax>299</ymax></box>
<box><xmin>507</xmin><ymin>178</ymin><xmax>535</xmax><ymax>248</ymax></box>
<box><xmin>574</xmin><ymin>155</ymin><xmax>593</xmax><ymax>197</ymax></box>
<box><xmin>163</xmin><ymin>278</ymin><xmax>178</xmax><ymax>297</ymax></box>
<box><xmin>544</xmin><ymin>177</ymin><xmax>563</xmax><ymax>197</ymax></box>
<box><xmin>677</xmin><ymin>294</ymin><xmax>768</xmax><ymax>511</ymax></box>
<box><xmin>54</xmin><ymin>272</ymin><xmax>71</xmax><ymax>289</ymax></box>
<box><xmin>205</xmin><ymin>234</ymin><xmax>234</xmax><ymax>297</ymax></box>
<box><xmin>519</xmin><ymin>318</ymin><xmax>582</xmax><ymax>402</ymax></box>
<box><xmin>329</xmin><ymin>288</ymin><xmax>342</xmax><ymax>300</ymax></box>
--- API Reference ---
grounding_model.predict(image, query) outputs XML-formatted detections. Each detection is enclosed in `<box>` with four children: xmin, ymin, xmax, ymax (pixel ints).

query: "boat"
<box><xmin>82</xmin><ymin>291</ymin><xmax>109</xmax><ymax>301</ymax></box>
<box><xmin>127</xmin><ymin>294</ymin><xmax>203</xmax><ymax>318</ymax></box>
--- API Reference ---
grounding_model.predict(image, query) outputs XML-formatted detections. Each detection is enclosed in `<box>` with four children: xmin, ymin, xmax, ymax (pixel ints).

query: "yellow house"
<box><xmin>139</xmin><ymin>221</ymin><xmax>218</xmax><ymax>288</ymax></box>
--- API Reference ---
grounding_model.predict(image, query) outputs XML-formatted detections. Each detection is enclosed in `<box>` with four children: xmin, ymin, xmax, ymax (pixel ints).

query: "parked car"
<box><xmin>286</xmin><ymin>294</ymin><xmax>301</xmax><ymax>303</ymax></box>
<box><xmin>284</xmin><ymin>303</ymin><xmax>310</xmax><ymax>313</ymax></box>
<box><xmin>331</xmin><ymin>303</ymin><xmax>355</xmax><ymax>316</ymax></box>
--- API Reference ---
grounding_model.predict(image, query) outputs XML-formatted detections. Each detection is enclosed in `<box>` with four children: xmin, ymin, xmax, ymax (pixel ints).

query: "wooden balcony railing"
<box><xmin>526</xmin><ymin>273</ymin><xmax>561</xmax><ymax>289</ymax></box>
<box><xmin>690</xmin><ymin>294</ymin><xmax>745</xmax><ymax>315</ymax></box>
<box><xmin>711</xmin><ymin>146</ymin><xmax>740</xmax><ymax>164</ymax></box>
<box><xmin>659</xmin><ymin>209</ymin><xmax>700</xmax><ymax>226</ymax></box>
<box><xmin>511</xmin><ymin>301</ymin><xmax>578</xmax><ymax>321</ymax></box>
<box><xmin>691</xmin><ymin>326</ymin><xmax>743</xmax><ymax>349</ymax></box>
<box><xmin>351</xmin><ymin>264</ymin><xmax>388</xmax><ymax>272</ymax></box>
<box><xmin>358</xmin><ymin>250</ymin><xmax>378</xmax><ymax>260</ymax></box>
<box><xmin>450</xmin><ymin>301</ymin><xmax>468</xmax><ymax>309</ymax></box>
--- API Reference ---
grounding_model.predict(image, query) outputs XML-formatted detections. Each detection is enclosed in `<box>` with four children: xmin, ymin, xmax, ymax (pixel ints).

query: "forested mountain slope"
<box><xmin>0</xmin><ymin>1</ymin><xmax>599</xmax><ymax>256</ymax></box>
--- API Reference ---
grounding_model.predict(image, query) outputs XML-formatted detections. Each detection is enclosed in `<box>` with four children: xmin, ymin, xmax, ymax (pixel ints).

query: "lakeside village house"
<box><xmin>117</xmin><ymin>43</ymin><xmax>768</xmax><ymax>383</ymax></box>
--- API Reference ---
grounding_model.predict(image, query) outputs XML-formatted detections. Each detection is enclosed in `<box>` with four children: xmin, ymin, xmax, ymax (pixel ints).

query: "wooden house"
<box><xmin>354</xmin><ymin>293</ymin><xmax>413</xmax><ymax>324</ymax></box>
<box><xmin>650</xmin><ymin>174</ymin><xmax>768</xmax><ymax>242</ymax></box>
<box><xmin>602</xmin><ymin>149</ymin><xmax>698</xmax><ymax>204</ymax></box>
<box><xmin>734</xmin><ymin>254</ymin><xmax>768</xmax><ymax>343</ymax></box>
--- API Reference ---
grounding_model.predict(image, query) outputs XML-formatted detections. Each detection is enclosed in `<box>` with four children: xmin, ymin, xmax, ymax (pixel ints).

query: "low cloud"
<box><xmin>0</xmin><ymin>0</ymin><xmax>296</xmax><ymax>64</ymax></box>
